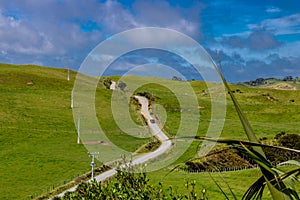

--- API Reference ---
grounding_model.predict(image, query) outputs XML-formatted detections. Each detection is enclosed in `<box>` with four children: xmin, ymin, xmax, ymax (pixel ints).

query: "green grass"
<box><xmin>95</xmin><ymin>87</ymin><xmax>148</xmax><ymax>152</ymax></box>
<box><xmin>123</xmin><ymin>77</ymin><xmax>300</xmax><ymax>140</ymax></box>
<box><xmin>148</xmin><ymin>167</ymin><xmax>300</xmax><ymax>199</ymax></box>
<box><xmin>148</xmin><ymin>169</ymin><xmax>264</xmax><ymax>199</ymax></box>
<box><xmin>0</xmin><ymin>64</ymin><xmax>93</xmax><ymax>199</ymax></box>
<box><xmin>0</xmin><ymin>64</ymin><xmax>154</xmax><ymax>199</ymax></box>
<box><xmin>1</xmin><ymin>63</ymin><xmax>300</xmax><ymax>199</ymax></box>
<box><xmin>118</xmin><ymin>76</ymin><xmax>300</xmax><ymax>163</ymax></box>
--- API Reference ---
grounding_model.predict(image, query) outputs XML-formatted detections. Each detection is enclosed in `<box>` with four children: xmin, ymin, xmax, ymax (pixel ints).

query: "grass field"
<box><xmin>120</xmin><ymin>76</ymin><xmax>300</xmax><ymax>163</ymax></box>
<box><xmin>0</xmin><ymin>64</ymin><xmax>93</xmax><ymax>199</ymax></box>
<box><xmin>1</xmin><ymin>63</ymin><xmax>299</xmax><ymax>199</ymax></box>
<box><xmin>148</xmin><ymin>166</ymin><xmax>300</xmax><ymax>199</ymax></box>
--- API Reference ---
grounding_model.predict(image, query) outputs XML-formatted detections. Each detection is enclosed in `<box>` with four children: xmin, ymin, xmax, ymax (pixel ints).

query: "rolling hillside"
<box><xmin>1</xmin><ymin>63</ymin><xmax>300</xmax><ymax>199</ymax></box>
<box><xmin>0</xmin><ymin>63</ymin><xmax>91</xmax><ymax>199</ymax></box>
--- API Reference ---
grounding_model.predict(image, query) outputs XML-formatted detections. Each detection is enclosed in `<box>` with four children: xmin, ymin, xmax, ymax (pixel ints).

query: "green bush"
<box><xmin>56</xmin><ymin>169</ymin><xmax>208</xmax><ymax>200</ymax></box>
<box><xmin>101</xmin><ymin>77</ymin><xmax>112</xmax><ymax>89</ymax></box>
<box><xmin>262</xmin><ymin>133</ymin><xmax>300</xmax><ymax>164</ymax></box>
<box><xmin>278</xmin><ymin>133</ymin><xmax>300</xmax><ymax>150</ymax></box>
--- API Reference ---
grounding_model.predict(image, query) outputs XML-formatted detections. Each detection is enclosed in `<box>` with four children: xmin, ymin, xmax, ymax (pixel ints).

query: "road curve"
<box><xmin>54</xmin><ymin>96</ymin><xmax>172</xmax><ymax>198</ymax></box>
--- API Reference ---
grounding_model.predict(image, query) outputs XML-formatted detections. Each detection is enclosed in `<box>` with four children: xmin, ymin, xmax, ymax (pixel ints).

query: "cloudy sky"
<box><xmin>0</xmin><ymin>0</ymin><xmax>299</xmax><ymax>82</ymax></box>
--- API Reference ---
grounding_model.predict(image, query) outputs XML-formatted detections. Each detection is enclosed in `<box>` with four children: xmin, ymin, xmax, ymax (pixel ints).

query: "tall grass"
<box><xmin>207</xmin><ymin>57</ymin><xmax>300</xmax><ymax>199</ymax></box>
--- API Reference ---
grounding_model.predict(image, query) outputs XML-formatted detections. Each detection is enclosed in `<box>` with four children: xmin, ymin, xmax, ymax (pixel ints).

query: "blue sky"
<box><xmin>0</xmin><ymin>0</ymin><xmax>299</xmax><ymax>82</ymax></box>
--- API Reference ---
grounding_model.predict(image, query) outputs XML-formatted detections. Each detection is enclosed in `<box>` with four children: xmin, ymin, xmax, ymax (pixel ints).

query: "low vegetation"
<box><xmin>185</xmin><ymin>146</ymin><xmax>252</xmax><ymax>172</ymax></box>
<box><xmin>135</xmin><ymin>138</ymin><xmax>161</xmax><ymax>153</ymax></box>
<box><xmin>184</xmin><ymin>133</ymin><xmax>300</xmax><ymax>172</ymax></box>
<box><xmin>53</xmin><ymin>168</ymin><xmax>207</xmax><ymax>200</ymax></box>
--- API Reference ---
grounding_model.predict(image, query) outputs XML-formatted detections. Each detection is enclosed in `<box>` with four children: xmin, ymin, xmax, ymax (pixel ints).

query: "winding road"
<box><xmin>54</xmin><ymin>96</ymin><xmax>172</xmax><ymax>198</ymax></box>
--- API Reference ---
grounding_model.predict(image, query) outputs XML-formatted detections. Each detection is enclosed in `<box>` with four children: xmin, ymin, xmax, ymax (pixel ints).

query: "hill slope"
<box><xmin>0</xmin><ymin>63</ymin><xmax>90</xmax><ymax>198</ymax></box>
<box><xmin>1</xmin><ymin>63</ymin><xmax>300</xmax><ymax>199</ymax></box>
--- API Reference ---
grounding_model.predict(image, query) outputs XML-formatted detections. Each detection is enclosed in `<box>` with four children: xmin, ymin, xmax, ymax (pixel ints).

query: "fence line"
<box><xmin>176</xmin><ymin>161</ymin><xmax>294</xmax><ymax>174</ymax></box>
<box><xmin>177</xmin><ymin>165</ymin><xmax>258</xmax><ymax>174</ymax></box>
<box><xmin>28</xmin><ymin>171</ymin><xmax>86</xmax><ymax>199</ymax></box>
<box><xmin>29</xmin><ymin>162</ymin><xmax>294</xmax><ymax>198</ymax></box>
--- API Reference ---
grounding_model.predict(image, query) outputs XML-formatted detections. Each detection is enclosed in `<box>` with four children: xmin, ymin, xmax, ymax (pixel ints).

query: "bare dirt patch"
<box><xmin>82</xmin><ymin>141</ymin><xmax>110</xmax><ymax>145</ymax></box>
<box><xmin>266</xmin><ymin>83</ymin><xmax>296</xmax><ymax>90</ymax></box>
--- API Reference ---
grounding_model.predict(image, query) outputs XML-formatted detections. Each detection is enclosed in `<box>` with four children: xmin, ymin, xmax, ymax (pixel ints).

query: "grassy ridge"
<box><xmin>1</xmin><ymin>63</ymin><xmax>300</xmax><ymax>199</ymax></box>
<box><xmin>0</xmin><ymin>63</ymin><xmax>92</xmax><ymax>199</ymax></box>
<box><xmin>0</xmin><ymin>64</ymin><xmax>152</xmax><ymax>199</ymax></box>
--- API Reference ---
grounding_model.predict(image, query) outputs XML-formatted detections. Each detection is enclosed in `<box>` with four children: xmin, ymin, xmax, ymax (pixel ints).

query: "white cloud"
<box><xmin>98</xmin><ymin>0</ymin><xmax>139</xmax><ymax>33</ymax></box>
<box><xmin>97</xmin><ymin>0</ymin><xmax>202</xmax><ymax>38</ymax></box>
<box><xmin>0</xmin><ymin>0</ymin><xmax>202</xmax><ymax>64</ymax></box>
<box><xmin>1</xmin><ymin>0</ymin><xmax>297</xmax><ymax>83</ymax></box>
<box><xmin>221</xmin><ymin>13</ymin><xmax>300</xmax><ymax>40</ymax></box>
<box><xmin>248</xmin><ymin>14</ymin><xmax>300</xmax><ymax>35</ymax></box>
<box><xmin>273</xmin><ymin>41</ymin><xmax>300</xmax><ymax>57</ymax></box>
<box><xmin>0</xmin><ymin>3</ymin><xmax>103</xmax><ymax>61</ymax></box>
<box><xmin>266</xmin><ymin>6</ymin><xmax>281</xmax><ymax>13</ymax></box>
<box><xmin>0</xmin><ymin>12</ymin><xmax>53</xmax><ymax>54</ymax></box>
<box><xmin>210</xmin><ymin>37</ymin><xmax>300</xmax><ymax>65</ymax></box>
<box><xmin>132</xmin><ymin>0</ymin><xmax>202</xmax><ymax>38</ymax></box>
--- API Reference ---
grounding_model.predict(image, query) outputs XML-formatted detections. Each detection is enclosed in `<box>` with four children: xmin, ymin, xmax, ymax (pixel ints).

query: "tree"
<box><xmin>102</xmin><ymin>78</ymin><xmax>112</xmax><ymax>89</ymax></box>
<box><xmin>283</xmin><ymin>76</ymin><xmax>293</xmax><ymax>81</ymax></box>
<box><xmin>172</xmin><ymin>76</ymin><xmax>182</xmax><ymax>81</ymax></box>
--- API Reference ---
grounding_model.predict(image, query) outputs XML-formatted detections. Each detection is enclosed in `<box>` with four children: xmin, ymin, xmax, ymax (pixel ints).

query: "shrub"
<box><xmin>278</xmin><ymin>133</ymin><xmax>300</xmax><ymax>150</ymax></box>
<box><xmin>101</xmin><ymin>77</ymin><xmax>112</xmax><ymax>89</ymax></box>
<box><xmin>185</xmin><ymin>147</ymin><xmax>252</xmax><ymax>172</ymax></box>
<box><xmin>56</xmin><ymin>169</ymin><xmax>207</xmax><ymax>200</ymax></box>
<box><xmin>262</xmin><ymin>133</ymin><xmax>300</xmax><ymax>164</ymax></box>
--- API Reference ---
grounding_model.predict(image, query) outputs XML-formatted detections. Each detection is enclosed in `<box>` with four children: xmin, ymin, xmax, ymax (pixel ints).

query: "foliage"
<box><xmin>129</xmin><ymin>96</ymin><xmax>145</xmax><ymax>126</ymax></box>
<box><xmin>210</xmin><ymin>59</ymin><xmax>300</xmax><ymax>199</ymax></box>
<box><xmin>185</xmin><ymin>133</ymin><xmax>300</xmax><ymax>171</ymax></box>
<box><xmin>35</xmin><ymin>165</ymin><xmax>111</xmax><ymax>199</ymax></box>
<box><xmin>172</xmin><ymin>76</ymin><xmax>183</xmax><ymax>81</ymax></box>
<box><xmin>55</xmin><ymin>169</ymin><xmax>208</xmax><ymax>200</ymax></box>
<box><xmin>262</xmin><ymin>133</ymin><xmax>300</xmax><ymax>164</ymax></box>
<box><xmin>185</xmin><ymin>146</ymin><xmax>251</xmax><ymax>172</ymax></box>
<box><xmin>101</xmin><ymin>77</ymin><xmax>112</xmax><ymax>89</ymax></box>
<box><xmin>240</xmin><ymin>144</ymin><xmax>300</xmax><ymax>200</ymax></box>
<box><xmin>136</xmin><ymin>138</ymin><xmax>161</xmax><ymax>153</ymax></box>
<box><xmin>278</xmin><ymin>134</ymin><xmax>300</xmax><ymax>150</ymax></box>
<box><xmin>180</xmin><ymin>136</ymin><xmax>300</xmax><ymax>199</ymax></box>
<box><xmin>135</xmin><ymin>91</ymin><xmax>159</xmax><ymax>105</ymax></box>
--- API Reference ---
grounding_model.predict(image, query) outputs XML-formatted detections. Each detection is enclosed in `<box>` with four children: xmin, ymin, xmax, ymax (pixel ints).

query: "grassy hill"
<box><xmin>242</xmin><ymin>77</ymin><xmax>300</xmax><ymax>90</ymax></box>
<box><xmin>1</xmin><ymin>63</ymin><xmax>300</xmax><ymax>199</ymax></box>
<box><xmin>0</xmin><ymin>63</ymin><xmax>91</xmax><ymax>198</ymax></box>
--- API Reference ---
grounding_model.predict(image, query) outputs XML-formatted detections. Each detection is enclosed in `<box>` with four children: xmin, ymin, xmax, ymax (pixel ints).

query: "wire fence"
<box><xmin>27</xmin><ymin>171</ymin><xmax>88</xmax><ymax>199</ymax></box>
<box><xmin>176</xmin><ymin>161</ymin><xmax>294</xmax><ymax>174</ymax></box>
<box><xmin>179</xmin><ymin>165</ymin><xmax>258</xmax><ymax>173</ymax></box>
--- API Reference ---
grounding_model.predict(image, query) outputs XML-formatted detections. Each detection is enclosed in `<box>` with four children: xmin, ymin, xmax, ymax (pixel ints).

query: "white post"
<box><xmin>71</xmin><ymin>89</ymin><xmax>74</xmax><ymax>109</ymax></box>
<box><xmin>88</xmin><ymin>152</ymin><xmax>99</xmax><ymax>180</ymax></box>
<box><xmin>67</xmin><ymin>68</ymin><xmax>70</xmax><ymax>81</ymax></box>
<box><xmin>91</xmin><ymin>154</ymin><xmax>95</xmax><ymax>179</ymax></box>
<box><xmin>77</xmin><ymin>117</ymin><xmax>80</xmax><ymax>144</ymax></box>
